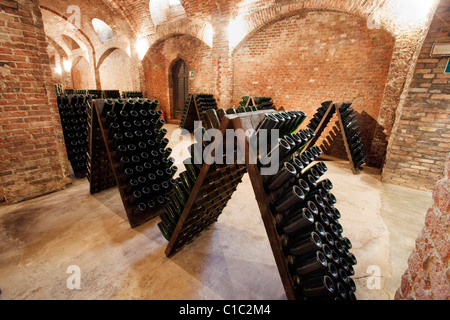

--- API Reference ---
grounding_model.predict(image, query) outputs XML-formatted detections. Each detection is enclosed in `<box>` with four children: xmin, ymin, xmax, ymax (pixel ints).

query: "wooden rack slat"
<box><xmin>301</xmin><ymin>101</ymin><xmax>335</xmax><ymax>152</ymax></box>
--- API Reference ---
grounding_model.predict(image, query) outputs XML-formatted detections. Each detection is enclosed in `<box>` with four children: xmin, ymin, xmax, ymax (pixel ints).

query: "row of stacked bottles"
<box><xmin>306</xmin><ymin>101</ymin><xmax>366</xmax><ymax>171</ymax></box>
<box><xmin>103</xmin><ymin>90</ymin><xmax>121</xmax><ymax>99</ymax></box>
<box><xmin>339</xmin><ymin>103</ymin><xmax>367</xmax><ymax>170</ymax></box>
<box><xmin>179</xmin><ymin>94</ymin><xmax>192</xmax><ymax>130</ymax></box>
<box><xmin>85</xmin><ymin>99</ymin><xmax>116</xmax><ymax>193</ymax></box>
<box><xmin>238</xmin><ymin>96</ymin><xmax>276</xmax><ymax>111</ymax></box>
<box><xmin>97</xmin><ymin>98</ymin><xmax>177</xmax><ymax>216</ymax></box>
<box><xmin>307</xmin><ymin>101</ymin><xmax>334</xmax><ymax>132</ymax></box>
<box><xmin>60</xmin><ymin>89</ymin><xmax>138</xmax><ymax>100</ymax></box>
<box><xmin>159</xmin><ymin>107</ymin><xmax>246</xmax><ymax>250</ymax></box>
<box><xmin>255</xmin><ymin>112</ymin><xmax>358</xmax><ymax>300</ymax></box>
<box><xmin>56</xmin><ymin>94</ymin><xmax>89</xmax><ymax>178</ymax></box>
<box><xmin>122</xmin><ymin>91</ymin><xmax>144</xmax><ymax>99</ymax></box>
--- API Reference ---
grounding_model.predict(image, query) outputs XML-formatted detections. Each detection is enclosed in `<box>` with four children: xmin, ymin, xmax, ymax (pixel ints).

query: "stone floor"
<box><xmin>0</xmin><ymin>125</ymin><xmax>432</xmax><ymax>300</ymax></box>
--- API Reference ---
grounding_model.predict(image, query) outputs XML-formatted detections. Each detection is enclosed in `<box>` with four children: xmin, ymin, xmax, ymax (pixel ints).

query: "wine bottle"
<box><xmin>280</xmin><ymin>207</ymin><xmax>315</xmax><ymax>234</ymax></box>
<box><xmin>158</xmin><ymin>221</ymin><xmax>172</xmax><ymax>241</ymax></box>
<box><xmin>266</xmin><ymin>162</ymin><xmax>297</xmax><ymax>191</ymax></box>
<box><xmin>288</xmin><ymin>231</ymin><xmax>323</xmax><ymax>256</ymax></box>
<box><xmin>299</xmin><ymin>275</ymin><xmax>336</xmax><ymax>298</ymax></box>
<box><xmin>272</xmin><ymin>185</ymin><xmax>305</xmax><ymax>213</ymax></box>
<box><xmin>294</xmin><ymin>251</ymin><xmax>328</xmax><ymax>276</ymax></box>
<box><xmin>132</xmin><ymin>203</ymin><xmax>147</xmax><ymax>216</ymax></box>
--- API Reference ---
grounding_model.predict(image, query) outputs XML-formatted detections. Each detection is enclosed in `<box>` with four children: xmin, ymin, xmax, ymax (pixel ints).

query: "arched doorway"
<box><xmin>171</xmin><ymin>59</ymin><xmax>188</xmax><ymax>120</ymax></box>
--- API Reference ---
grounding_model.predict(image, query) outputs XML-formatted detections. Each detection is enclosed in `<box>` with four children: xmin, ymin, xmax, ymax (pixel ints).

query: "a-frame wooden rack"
<box><xmin>164</xmin><ymin>110</ymin><xmax>299</xmax><ymax>300</ymax></box>
<box><xmin>301</xmin><ymin>101</ymin><xmax>364</xmax><ymax>174</ymax></box>
<box><xmin>243</xmin><ymin>96</ymin><xmax>275</xmax><ymax>111</ymax></box>
<box><xmin>180</xmin><ymin>93</ymin><xmax>217</xmax><ymax>132</ymax></box>
<box><xmin>86</xmin><ymin>99</ymin><xmax>170</xmax><ymax>228</ymax></box>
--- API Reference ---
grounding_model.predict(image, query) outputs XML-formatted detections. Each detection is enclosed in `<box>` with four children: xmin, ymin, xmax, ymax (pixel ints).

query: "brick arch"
<box><xmin>40</xmin><ymin>6</ymin><xmax>95</xmax><ymax>54</ymax></box>
<box><xmin>150</xmin><ymin>0</ymin><xmax>187</xmax><ymax>26</ymax></box>
<box><xmin>72</xmin><ymin>55</ymin><xmax>88</xmax><ymax>66</ymax></box>
<box><xmin>101</xmin><ymin>0</ymin><xmax>155</xmax><ymax>36</ymax></box>
<box><xmin>39</xmin><ymin>0</ymin><xmax>137</xmax><ymax>47</ymax></box>
<box><xmin>231</xmin><ymin>4</ymin><xmax>395</xmax><ymax>55</ymax></box>
<box><xmin>40</xmin><ymin>5</ymin><xmax>101</xmax><ymax>89</ymax></box>
<box><xmin>46</xmin><ymin>36</ymin><xmax>69</xmax><ymax>60</ymax></box>
<box><xmin>142</xmin><ymin>33</ymin><xmax>214</xmax><ymax>120</ymax></box>
<box><xmin>97</xmin><ymin>47</ymin><xmax>122</xmax><ymax>69</ymax></box>
<box><xmin>177</xmin><ymin>0</ymin><xmax>217</xmax><ymax>20</ymax></box>
<box><xmin>148</xmin><ymin>23</ymin><xmax>213</xmax><ymax>50</ymax></box>
<box><xmin>61</xmin><ymin>34</ymin><xmax>81</xmax><ymax>51</ymax></box>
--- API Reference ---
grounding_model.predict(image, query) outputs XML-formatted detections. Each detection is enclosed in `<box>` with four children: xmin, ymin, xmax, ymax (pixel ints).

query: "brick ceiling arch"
<box><xmin>39</xmin><ymin>0</ymin><xmax>137</xmax><ymax>49</ymax></box>
<box><xmin>148</xmin><ymin>20</ymin><xmax>213</xmax><ymax>49</ymax></box>
<box><xmin>101</xmin><ymin>0</ymin><xmax>156</xmax><ymax>37</ymax></box>
<box><xmin>72</xmin><ymin>55</ymin><xmax>91</xmax><ymax>69</ymax></box>
<box><xmin>41</xmin><ymin>8</ymin><xmax>92</xmax><ymax>56</ymax></box>
<box><xmin>61</xmin><ymin>34</ymin><xmax>81</xmax><ymax>50</ymax></box>
<box><xmin>178</xmin><ymin>0</ymin><xmax>219</xmax><ymax>18</ymax></box>
<box><xmin>45</xmin><ymin>36</ymin><xmax>69</xmax><ymax>61</ymax></box>
<box><xmin>97</xmin><ymin>47</ymin><xmax>129</xmax><ymax>69</ymax></box>
<box><xmin>230</xmin><ymin>6</ymin><xmax>397</xmax><ymax>55</ymax></box>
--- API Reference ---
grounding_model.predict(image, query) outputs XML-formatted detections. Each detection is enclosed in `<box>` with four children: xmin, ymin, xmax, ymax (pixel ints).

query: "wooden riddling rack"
<box><xmin>239</xmin><ymin>96</ymin><xmax>276</xmax><ymax>111</ymax></box>
<box><xmin>56</xmin><ymin>94</ymin><xmax>90</xmax><ymax>178</ymax></box>
<box><xmin>86</xmin><ymin>98</ymin><xmax>177</xmax><ymax>228</ymax></box>
<box><xmin>302</xmin><ymin>101</ymin><xmax>367</xmax><ymax>174</ymax></box>
<box><xmin>161</xmin><ymin>114</ymin><xmax>247</xmax><ymax>254</ymax></box>
<box><xmin>179</xmin><ymin>93</ymin><xmax>218</xmax><ymax>132</ymax></box>
<box><xmin>161</xmin><ymin>109</ymin><xmax>358</xmax><ymax>300</ymax></box>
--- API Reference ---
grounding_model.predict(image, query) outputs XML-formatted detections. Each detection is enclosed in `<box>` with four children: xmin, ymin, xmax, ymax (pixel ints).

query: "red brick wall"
<box><xmin>142</xmin><ymin>34</ymin><xmax>214</xmax><ymax>119</ymax></box>
<box><xmin>0</xmin><ymin>0</ymin><xmax>71</xmax><ymax>204</ymax></box>
<box><xmin>232</xmin><ymin>11</ymin><xmax>395</xmax><ymax>166</ymax></box>
<box><xmin>395</xmin><ymin>153</ymin><xmax>450</xmax><ymax>300</ymax></box>
<box><xmin>383</xmin><ymin>2</ymin><xmax>450</xmax><ymax>190</ymax></box>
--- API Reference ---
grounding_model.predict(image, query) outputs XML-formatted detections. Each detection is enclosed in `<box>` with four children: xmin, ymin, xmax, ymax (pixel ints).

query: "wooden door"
<box><xmin>172</xmin><ymin>59</ymin><xmax>188</xmax><ymax>120</ymax></box>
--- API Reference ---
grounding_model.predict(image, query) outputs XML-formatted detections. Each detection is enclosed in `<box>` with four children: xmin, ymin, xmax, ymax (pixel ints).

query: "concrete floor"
<box><xmin>0</xmin><ymin>124</ymin><xmax>432</xmax><ymax>300</ymax></box>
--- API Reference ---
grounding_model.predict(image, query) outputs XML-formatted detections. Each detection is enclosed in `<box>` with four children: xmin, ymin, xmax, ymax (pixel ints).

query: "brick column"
<box><xmin>211</xmin><ymin>2</ymin><xmax>233</xmax><ymax>109</ymax></box>
<box><xmin>0</xmin><ymin>0</ymin><xmax>72</xmax><ymax>204</ymax></box>
<box><xmin>395</xmin><ymin>153</ymin><xmax>450</xmax><ymax>299</ymax></box>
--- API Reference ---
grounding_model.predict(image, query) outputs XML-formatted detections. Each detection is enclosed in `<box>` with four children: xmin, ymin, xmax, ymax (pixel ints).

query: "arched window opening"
<box><xmin>150</xmin><ymin>0</ymin><xmax>187</xmax><ymax>26</ymax></box>
<box><xmin>92</xmin><ymin>18</ymin><xmax>115</xmax><ymax>43</ymax></box>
